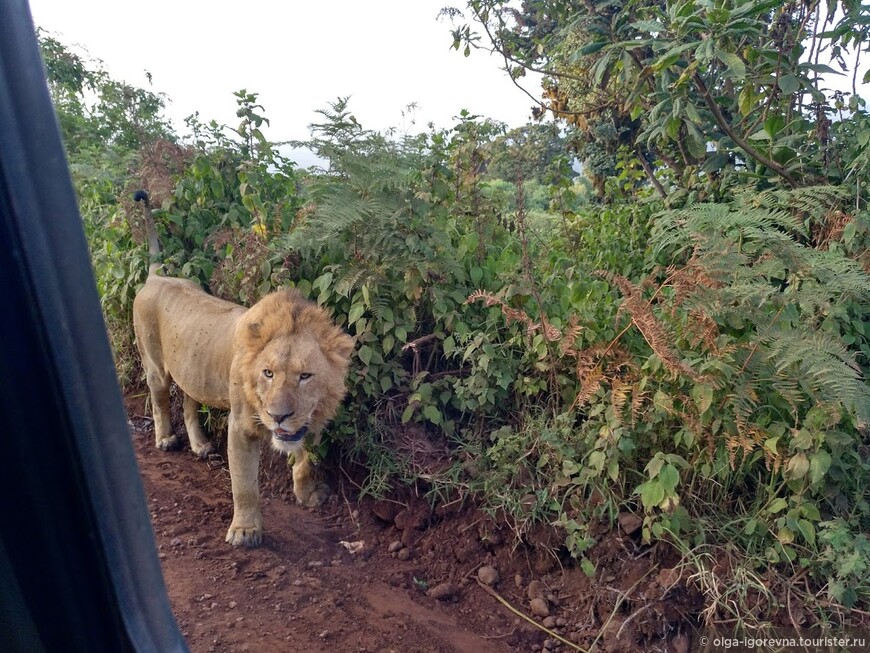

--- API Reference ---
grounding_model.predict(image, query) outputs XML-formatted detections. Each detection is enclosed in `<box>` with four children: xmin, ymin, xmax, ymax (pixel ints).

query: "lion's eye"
<box><xmin>299</xmin><ymin>372</ymin><xmax>312</xmax><ymax>381</ymax></box>
<box><xmin>263</xmin><ymin>369</ymin><xmax>274</xmax><ymax>379</ymax></box>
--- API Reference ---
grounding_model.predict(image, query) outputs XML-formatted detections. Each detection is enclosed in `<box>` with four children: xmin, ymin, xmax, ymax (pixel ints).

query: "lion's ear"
<box><xmin>331</xmin><ymin>332</ymin><xmax>355</xmax><ymax>361</ymax></box>
<box><xmin>247</xmin><ymin>322</ymin><xmax>262</xmax><ymax>341</ymax></box>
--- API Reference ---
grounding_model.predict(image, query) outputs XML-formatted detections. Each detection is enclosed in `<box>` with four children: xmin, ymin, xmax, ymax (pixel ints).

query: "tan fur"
<box><xmin>133</xmin><ymin>275</ymin><xmax>354</xmax><ymax>548</ymax></box>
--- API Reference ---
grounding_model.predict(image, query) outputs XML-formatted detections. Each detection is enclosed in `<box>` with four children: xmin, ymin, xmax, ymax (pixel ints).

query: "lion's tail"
<box><xmin>134</xmin><ymin>190</ymin><xmax>162</xmax><ymax>274</ymax></box>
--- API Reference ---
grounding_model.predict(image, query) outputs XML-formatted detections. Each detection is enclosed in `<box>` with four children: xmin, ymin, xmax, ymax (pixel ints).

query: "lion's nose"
<box><xmin>267</xmin><ymin>410</ymin><xmax>295</xmax><ymax>424</ymax></box>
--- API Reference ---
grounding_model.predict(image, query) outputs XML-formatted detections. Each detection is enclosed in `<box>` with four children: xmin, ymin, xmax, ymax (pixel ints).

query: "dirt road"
<box><xmin>129</xmin><ymin>401</ymin><xmax>698</xmax><ymax>653</ymax></box>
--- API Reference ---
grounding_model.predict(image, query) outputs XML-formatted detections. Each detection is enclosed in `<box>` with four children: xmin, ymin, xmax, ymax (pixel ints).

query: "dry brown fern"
<box><xmin>595</xmin><ymin>271</ymin><xmax>705</xmax><ymax>382</ymax></box>
<box><xmin>466</xmin><ymin>290</ymin><xmax>561</xmax><ymax>341</ymax></box>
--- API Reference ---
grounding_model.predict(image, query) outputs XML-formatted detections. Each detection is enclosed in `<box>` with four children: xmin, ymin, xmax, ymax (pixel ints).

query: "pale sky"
<box><xmin>27</xmin><ymin>0</ymin><xmax>541</xmax><ymax>146</ymax></box>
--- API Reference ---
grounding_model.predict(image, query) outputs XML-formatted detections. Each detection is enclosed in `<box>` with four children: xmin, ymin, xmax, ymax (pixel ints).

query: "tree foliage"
<box><xmin>450</xmin><ymin>0</ymin><xmax>870</xmax><ymax>201</ymax></box>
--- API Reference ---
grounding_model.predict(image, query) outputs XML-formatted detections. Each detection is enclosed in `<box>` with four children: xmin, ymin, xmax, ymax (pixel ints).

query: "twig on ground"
<box><xmin>475</xmin><ymin>579</ymin><xmax>588</xmax><ymax>652</ymax></box>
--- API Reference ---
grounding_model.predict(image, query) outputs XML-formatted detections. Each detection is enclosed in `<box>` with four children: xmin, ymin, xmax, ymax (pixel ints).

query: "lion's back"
<box><xmin>133</xmin><ymin>275</ymin><xmax>246</xmax><ymax>409</ymax></box>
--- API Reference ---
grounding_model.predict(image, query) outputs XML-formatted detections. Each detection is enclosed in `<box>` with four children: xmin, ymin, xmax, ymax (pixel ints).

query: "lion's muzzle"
<box><xmin>273</xmin><ymin>425</ymin><xmax>308</xmax><ymax>443</ymax></box>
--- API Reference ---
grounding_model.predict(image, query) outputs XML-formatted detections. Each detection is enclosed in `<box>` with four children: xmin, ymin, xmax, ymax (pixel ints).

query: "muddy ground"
<box><xmin>128</xmin><ymin>397</ymin><xmax>701</xmax><ymax>653</ymax></box>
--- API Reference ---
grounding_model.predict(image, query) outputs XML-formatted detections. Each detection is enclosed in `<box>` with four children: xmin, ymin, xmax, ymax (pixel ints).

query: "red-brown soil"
<box><xmin>127</xmin><ymin>396</ymin><xmax>701</xmax><ymax>653</ymax></box>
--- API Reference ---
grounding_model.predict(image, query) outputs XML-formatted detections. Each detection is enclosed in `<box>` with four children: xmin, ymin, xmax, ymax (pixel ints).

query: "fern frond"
<box><xmin>596</xmin><ymin>271</ymin><xmax>704</xmax><ymax>381</ymax></box>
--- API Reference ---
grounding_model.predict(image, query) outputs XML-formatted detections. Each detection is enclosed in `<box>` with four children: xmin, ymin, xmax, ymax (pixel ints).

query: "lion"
<box><xmin>131</xmin><ymin>191</ymin><xmax>354</xmax><ymax>547</ymax></box>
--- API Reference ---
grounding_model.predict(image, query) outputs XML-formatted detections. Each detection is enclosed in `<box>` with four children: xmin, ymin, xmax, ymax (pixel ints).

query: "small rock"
<box><xmin>394</xmin><ymin>505</ymin><xmax>428</xmax><ymax>531</ymax></box>
<box><xmin>617</xmin><ymin>512</ymin><xmax>643</xmax><ymax>536</ymax></box>
<box><xmin>228</xmin><ymin>601</ymin><xmax>237</xmax><ymax>609</ymax></box>
<box><xmin>514</xmin><ymin>574</ymin><xmax>524</xmax><ymax>588</ymax></box>
<box><xmin>428</xmin><ymin>582</ymin><xmax>459</xmax><ymax>601</ymax></box>
<box><xmin>396</xmin><ymin>548</ymin><xmax>410</xmax><ymax>561</ymax></box>
<box><xmin>656</xmin><ymin>567</ymin><xmax>681</xmax><ymax>588</ymax></box>
<box><xmin>543</xmin><ymin>616</ymin><xmax>557</xmax><ymax>629</ymax></box>
<box><xmin>527</xmin><ymin>579</ymin><xmax>546</xmax><ymax>600</ymax></box>
<box><xmin>477</xmin><ymin>565</ymin><xmax>500</xmax><ymax>586</ymax></box>
<box><xmin>529</xmin><ymin>597</ymin><xmax>550</xmax><ymax>618</ymax></box>
<box><xmin>170</xmin><ymin>537</ymin><xmax>182</xmax><ymax>547</ymax></box>
<box><xmin>672</xmin><ymin>633</ymin><xmax>690</xmax><ymax>653</ymax></box>
<box><xmin>387</xmin><ymin>540</ymin><xmax>404</xmax><ymax>554</ymax></box>
<box><xmin>372</xmin><ymin>501</ymin><xmax>401</xmax><ymax>524</ymax></box>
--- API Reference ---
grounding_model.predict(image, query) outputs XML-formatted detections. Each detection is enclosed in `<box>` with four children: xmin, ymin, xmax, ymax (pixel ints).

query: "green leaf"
<box><xmin>809</xmin><ymin>450</ymin><xmax>832</xmax><ymax>485</ymax></box>
<box><xmin>651</xmin><ymin>41</ymin><xmax>697</xmax><ymax>72</ymax></box>
<box><xmin>768</xmin><ymin>497</ymin><xmax>788</xmax><ymax>514</ymax></box>
<box><xmin>401</xmin><ymin>405</ymin><xmax>415</xmax><ymax>424</ymax></box>
<box><xmin>638</xmin><ymin>480</ymin><xmax>665</xmax><ymax>509</ymax></box>
<box><xmin>777</xmin><ymin>74</ymin><xmax>800</xmax><ymax>95</ymax></box>
<box><xmin>579</xmin><ymin>41</ymin><xmax>607</xmax><ymax>56</ymax></box>
<box><xmin>646</xmin><ymin>455</ymin><xmax>665</xmax><ymax>478</ymax></box>
<box><xmin>800</xmin><ymin>503</ymin><xmax>821</xmax><ymax>521</ymax></box>
<box><xmin>738</xmin><ymin>86</ymin><xmax>755</xmax><ymax>116</ymax></box>
<box><xmin>684</xmin><ymin>121</ymin><xmax>708</xmax><ymax>159</ymax></box>
<box><xmin>659</xmin><ymin>464</ymin><xmax>680</xmax><ymax>493</ymax></box>
<box><xmin>797</xmin><ymin>519</ymin><xmax>816</xmax><ymax>545</ymax></box>
<box><xmin>764</xmin><ymin>115</ymin><xmax>785</xmax><ymax>138</ymax></box>
<box><xmin>784</xmin><ymin>452</ymin><xmax>809</xmax><ymax>480</ymax></box>
<box><xmin>313</xmin><ymin>271</ymin><xmax>333</xmax><ymax>293</ymax></box>
<box><xmin>631</xmin><ymin>20</ymin><xmax>665</xmax><ymax>33</ymax></box>
<box><xmin>716</xmin><ymin>50</ymin><xmax>746</xmax><ymax>79</ymax></box>
<box><xmin>348</xmin><ymin>302</ymin><xmax>365</xmax><ymax>326</ymax></box>
<box><xmin>607</xmin><ymin>459</ymin><xmax>620</xmax><ymax>482</ymax></box>
<box><xmin>685</xmin><ymin>102</ymin><xmax>703</xmax><ymax>125</ymax></box>
<box><xmin>843</xmin><ymin>221</ymin><xmax>857</xmax><ymax>245</ymax></box>
<box><xmin>691</xmin><ymin>383</ymin><xmax>714</xmax><ymax>415</ymax></box>
<box><xmin>423</xmin><ymin>404</ymin><xmax>442</xmax><ymax>425</ymax></box>
<box><xmin>357</xmin><ymin>344</ymin><xmax>373</xmax><ymax>366</ymax></box>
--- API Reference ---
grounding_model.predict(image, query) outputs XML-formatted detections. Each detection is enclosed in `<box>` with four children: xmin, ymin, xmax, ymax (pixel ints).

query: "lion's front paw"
<box><xmin>295</xmin><ymin>480</ymin><xmax>331</xmax><ymax>508</ymax></box>
<box><xmin>191</xmin><ymin>442</ymin><xmax>215</xmax><ymax>459</ymax></box>
<box><xmin>225</xmin><ymin>522</ymin><xmax>262</xmax><ymax>548</ymax></box>
<box><xmin>156</xmin><ymin>434</ymin><xmax>182</xmax><ymax>451</ymax></box>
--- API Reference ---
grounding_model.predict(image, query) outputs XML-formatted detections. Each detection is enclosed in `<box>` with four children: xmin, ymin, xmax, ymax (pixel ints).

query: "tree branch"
<box><xmin>636</xmin><ymin>147</ymin><xmax>668</xmax><ymax>200</ymax></box>
<box><xmin>693</xmin><ymin>73</ymin><xmax>799</xmax><ymax>188</ymax></box>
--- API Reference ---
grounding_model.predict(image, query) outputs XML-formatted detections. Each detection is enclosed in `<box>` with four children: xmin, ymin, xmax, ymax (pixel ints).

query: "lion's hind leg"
<box><xmin>145</xmin><ymin>371</ymin><xmax>181</xmax><ymax>451</ymax></box>
<box><xmin>183</xmin><ymin>393</ymin><xmax>214</xmax><ymax>458</ymax></box>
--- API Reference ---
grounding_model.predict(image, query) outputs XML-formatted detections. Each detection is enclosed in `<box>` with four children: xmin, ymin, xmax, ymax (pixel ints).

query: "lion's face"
<box><xmin>252</xmin><ymin>333</ymin><xmax>345</xmax><ymax>454</ymax></box>
<box><xmin>234</xmin><ymin>289</ymin><xmax>354</xmax><ymax>454</ymax></box>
